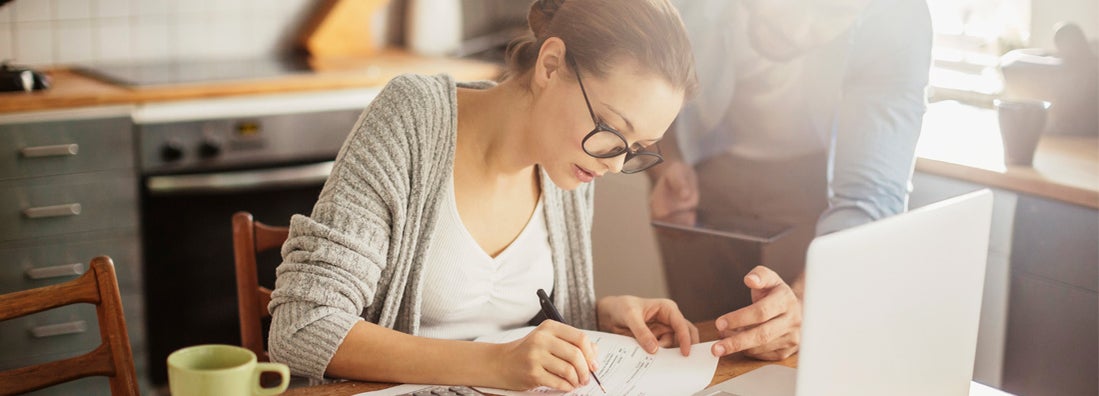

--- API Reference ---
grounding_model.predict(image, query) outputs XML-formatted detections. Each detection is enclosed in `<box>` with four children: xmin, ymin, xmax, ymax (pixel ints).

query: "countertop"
<box><xmin>916</xmin><ymin>101</ymin><xmax>1098</xmax><ymax>209</ymax></box>
<box><xmin>1</xmin><ymin>60</ymin><xmax>1094</xmax><ymax>209</ymax></box>
<box><xmin>0</xmin><ymin>50</ymin><xmax>502</xmax><ymax>114</ymax></box>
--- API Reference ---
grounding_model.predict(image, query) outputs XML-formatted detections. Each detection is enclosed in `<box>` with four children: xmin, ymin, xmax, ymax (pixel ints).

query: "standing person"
<box><xmin>650</xmin><ymin>0</ymin><xmax>932</xmax><ymax>360</ymax></box>
<box><xmin>268</xmin><ymin>0</ymin><xmax>700</xmax><ymax>391</ymax></box>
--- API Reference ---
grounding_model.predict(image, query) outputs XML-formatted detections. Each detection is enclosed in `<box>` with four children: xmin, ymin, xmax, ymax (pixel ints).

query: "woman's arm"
<box><xmin>328</xmin><ymin>320</ymin><xmax>600</xmax><ymax>391</ymax></box>
<box><xmin>268</xmin><ymin>75</ymin><xmax>423</xmax><ymax>379</ymax></box>
<box><xmin>326</xmin><ymin>322</ymin><xmax>498</xmax><ymax>385</ymax></box>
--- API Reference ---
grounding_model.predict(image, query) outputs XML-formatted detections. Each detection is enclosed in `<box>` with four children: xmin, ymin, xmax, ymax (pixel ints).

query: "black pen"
<box><xmin>536</xmin><ymin>288</ymin><xmax>607</xmax><ymax>394</ymax></box>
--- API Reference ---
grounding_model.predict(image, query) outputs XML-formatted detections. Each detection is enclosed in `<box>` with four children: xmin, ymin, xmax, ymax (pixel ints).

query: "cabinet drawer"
<box><xmin>0</xmin><ymin>304</ymin><xmax>99</xmax><ymax>369</ymax></box>
<box><xmin>1011</xmin><ymin>195</ymin><xmax>1099</xmax><ymax>292</ymax></box>
<box><xmin>0</xmin><ymin>170</ymin><xmax>137</xmax><ymax>242</ymax></box>
<box><xmin>1004</xmin><ymin>274</ymin><xmax>1098</xmax><ymax>396</ymax></box>
<box><xmin>0</xmin><ymin>116</ymin><xmax>133</xmax><ymax>181</ymax></box>
<box><xmin>0</xmin><ymin>230</ymin><xmax>142</xmax><ymax>294</ymax></box>
<box><xmin>0</xmin><ymin>292</ymin><xmax>147</xmax><ymax>372</ymax></box>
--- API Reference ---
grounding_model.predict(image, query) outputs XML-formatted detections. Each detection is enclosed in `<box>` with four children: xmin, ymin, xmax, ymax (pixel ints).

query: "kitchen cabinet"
<box><xmin>911</xmin><ymin>171</ymin><xmax>1099</xmax><ymax>396</ymax></box>
<box><xmin>0</xmin><ymin>106</ymin><xmax>150</xmax><ymax>396</ymax></box>
<box><xmin>1002</xmin><ymin>194</ymin><xmax>1098</xmax><ymax>396</ymax></box>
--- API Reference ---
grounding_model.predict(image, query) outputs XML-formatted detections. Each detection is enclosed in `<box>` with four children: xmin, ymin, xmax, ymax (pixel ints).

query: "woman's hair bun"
<box><xmin>539</xmin><ymin>0</ymin><xmax>564</xmax><ymax>18</ymax></box>
<box><xmin>529</xmin><ymin>0</ymin><xmax>563</xmax><ymax>38</ymax></box>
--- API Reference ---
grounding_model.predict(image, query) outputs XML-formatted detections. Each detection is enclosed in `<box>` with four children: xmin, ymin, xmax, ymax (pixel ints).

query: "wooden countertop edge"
<box><xmin>20</xmin><ymin>74</ymin><xmax>394</xmax><ymax>109</ymax></box>
<box><xmin>916</xmin><ymin>157</ymin><xmax>1099</xmax><ymax>209</ymax></box>
<box><xmin>0</xmin><ymin>51</ymin><xmax>504</xmax><ymax>114</ymax></box>
<box><xmin>0</xmin><ymin>70</ymin><xmax>500</xmax><ymax>113</ymax></box>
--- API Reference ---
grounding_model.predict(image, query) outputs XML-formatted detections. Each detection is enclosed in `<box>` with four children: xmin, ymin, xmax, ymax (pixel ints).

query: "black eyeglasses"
<box><xmin>570</xmin><ymin>57</ymin><xmax>664</xmax><ymax>174</ymax></box>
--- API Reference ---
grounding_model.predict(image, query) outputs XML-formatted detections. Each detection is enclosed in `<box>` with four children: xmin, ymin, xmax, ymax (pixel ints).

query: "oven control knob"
<box><xmin>160</xmin><ymin>141</ymin><xmax>184</xmax><ymax>162</ymax></box>
<box><xmin>198</xmin><ymin>139</ymin><xmax>223</xmax><ymax>159</ymax></box>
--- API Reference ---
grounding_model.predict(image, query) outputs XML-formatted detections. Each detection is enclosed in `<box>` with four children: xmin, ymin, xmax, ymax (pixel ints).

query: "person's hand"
<box><xmin>650</xmin><ymin>160</ymin><xmax>699</xmax><ymax>225</ymax></box>
<box><xmin>597</xmin><ymin>295</ymin><xmax>700</xmax><ymax>356</ymax></box>
<box><xmin>494</xmin><ymin>320</ymin><xmax>599</xmax><ymax>391</ymax></box>
<box><xmin>711</xmin><ymin>266</ymin><xmax>802</xmax><ymax>361</ymax></box>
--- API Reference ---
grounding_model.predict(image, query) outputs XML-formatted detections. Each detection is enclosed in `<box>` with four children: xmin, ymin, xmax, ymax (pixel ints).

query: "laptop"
<box><xmin>694</xmin><ymin>189</ymin><xmax>995</xmax><ymax>396</ymax></box>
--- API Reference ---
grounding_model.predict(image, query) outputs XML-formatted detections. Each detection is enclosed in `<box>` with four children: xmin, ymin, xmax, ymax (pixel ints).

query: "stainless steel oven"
<box><xmin>133</xmin><ymin>89</ymin><xmax>376</xmax><ymax>385</ymax></box>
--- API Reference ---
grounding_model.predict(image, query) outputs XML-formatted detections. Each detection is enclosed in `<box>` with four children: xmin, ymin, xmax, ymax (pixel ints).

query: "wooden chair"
<box><xmin>0</xmin><ymin>256</ymin><xmax>139</xmax><ymax>396</ymax></box>
<box><xmin>231</xmin><ymin>211</ymin><xmax>290</xmax><ymax>362</ymax></box>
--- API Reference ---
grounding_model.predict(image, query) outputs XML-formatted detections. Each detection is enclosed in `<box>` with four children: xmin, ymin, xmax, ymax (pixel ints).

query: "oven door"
<box><xmin>140</xmin><ymin>161</ymin><xmax>330</xmax><ymax>385</ymax></box>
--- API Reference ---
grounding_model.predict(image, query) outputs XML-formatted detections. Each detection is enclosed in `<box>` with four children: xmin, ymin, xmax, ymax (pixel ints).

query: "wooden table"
<box><xmin>283</xmin><ymin>320</ymin><xmax>797</xmax><ymax>395</ymax></box>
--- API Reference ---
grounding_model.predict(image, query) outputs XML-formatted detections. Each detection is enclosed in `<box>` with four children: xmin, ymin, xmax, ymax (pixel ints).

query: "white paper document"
<box><xmin>473</xmin><ymin>326</ymin><xmax>719</xmax><ymax>396</ymax></box>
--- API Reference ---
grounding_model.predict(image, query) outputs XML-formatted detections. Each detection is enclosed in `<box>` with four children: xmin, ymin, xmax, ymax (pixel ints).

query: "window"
<box><xmin>927</xmin><ymin>0</ymin><xmax>1032</xmax><ymax>102</ymax></box>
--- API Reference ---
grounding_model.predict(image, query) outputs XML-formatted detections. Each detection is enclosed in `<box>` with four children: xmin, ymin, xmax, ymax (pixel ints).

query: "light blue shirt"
<box><xmin>673</xmin><ymin>0</ymin><xmax>932</xmax><ymax>235</ymax></box>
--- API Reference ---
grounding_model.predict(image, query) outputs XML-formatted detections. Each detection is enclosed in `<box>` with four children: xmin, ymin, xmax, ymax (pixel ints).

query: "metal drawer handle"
<box><xmin>23</xmin><ymin>203</ymin><xmax>82</xmax><ymax>219</ymax></box>
<box><xmin>20</xmin><ymin>144</ymin><xmax>80</xmax><ymax>158</ymax></box>
<box><xmin>25</xmin><ymin>263</ymin><xmax>86</xmax><ymax>280</ymax></box>
<box><xmin>30</xmin><ymin>321</ymin><xmax>88</xmax><ymax>338</ymax></box>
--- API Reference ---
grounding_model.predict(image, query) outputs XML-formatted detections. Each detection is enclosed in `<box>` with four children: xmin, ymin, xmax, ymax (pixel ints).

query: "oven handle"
<box><xmin>146</xmin><ymin>161</ymin><xmax>334</xmax><ymax>195</ymax></box>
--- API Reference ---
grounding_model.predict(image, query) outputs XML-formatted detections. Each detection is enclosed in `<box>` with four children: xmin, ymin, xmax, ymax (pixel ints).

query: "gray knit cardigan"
<box><xmin>267</xmin><ymin>74</ymin><xmax>599</xmax><ymax>379</ymax></box>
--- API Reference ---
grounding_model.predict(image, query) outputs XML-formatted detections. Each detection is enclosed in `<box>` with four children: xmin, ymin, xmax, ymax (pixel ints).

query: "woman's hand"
<box><xmin>596</xmin><ymin>295</ymin><xmax>699</xmax><ymax>356</ymax></box>
<box><xmin>493</xmin><ymin>320</ymin><xmax>599</xmax><ymax>391</ymax></box>
<box><xmin>711</xmin><ymin>266</ymin><xmax>802</xmax><ymax>360</ymax></box>
<box><xmin>649</xmin><ymin>160</ymin><xmax>699</xmax><ymax>225</ymax></box>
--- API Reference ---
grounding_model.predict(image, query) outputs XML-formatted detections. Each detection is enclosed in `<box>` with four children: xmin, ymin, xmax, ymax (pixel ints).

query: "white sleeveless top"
<box><xmin>418</xmin><ymin>176</ymin><xmax>554</xmax><ymax>340</ymax></box>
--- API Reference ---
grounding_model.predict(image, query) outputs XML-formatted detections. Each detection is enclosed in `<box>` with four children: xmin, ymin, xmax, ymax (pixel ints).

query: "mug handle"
<box><xmin>252</xmin><ymin>362</ymin><xmax>291</xmax><ymax>395</ymax></box>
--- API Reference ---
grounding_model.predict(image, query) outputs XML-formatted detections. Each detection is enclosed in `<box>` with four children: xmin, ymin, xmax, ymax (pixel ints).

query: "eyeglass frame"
<box><xmin>569</xmin><ymin>56</ymin><xmax>664</xmax><ymax>174</ymax></box>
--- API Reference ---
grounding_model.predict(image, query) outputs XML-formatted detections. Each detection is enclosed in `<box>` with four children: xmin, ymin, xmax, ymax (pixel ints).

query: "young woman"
<box><xmin>268</xmin><ymin>0</ymin><xmax>699</xmax><ymax>391</ymax></box>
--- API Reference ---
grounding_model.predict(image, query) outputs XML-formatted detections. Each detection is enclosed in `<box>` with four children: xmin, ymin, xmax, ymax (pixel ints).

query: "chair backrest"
<box><xmin>0</xmin><ymin>256</ymin><xmax>139</xmax><ymax>396</ymax></box>
<box><xmin>231</xmin><ymin>211</ymin><xmax>289</xmax><ymax>362</ymax></box>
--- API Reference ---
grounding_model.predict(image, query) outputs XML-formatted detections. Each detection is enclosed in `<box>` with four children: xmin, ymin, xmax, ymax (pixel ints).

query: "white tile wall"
<box><xmin>0</xmin><ymin>24</ymin><xmax>12</xmax><ymax>59</ymax></box>
<box><xmin>0</xmin><ymin>0</ymin><xmax>526</xmax><ymax>67</ymax></box>
<box><xmin>0</xmin><ymin>4</ymin><xmax>13</xmax><ymax>24</ymax></box>
<box><xmin>55</xmin><ymin>0</ymin><xmax>92</xmax><ymax>20</ymax></box>
<box><xmin>132</xmin><ymin>13</ymin><xmax>170</xmax><ymax>61</ymax></box>
<box><xmin>209</xmin><ymin>0</ymin><xmax>245</xmax><ymax>14</ymax></box>
<box><xmin>96</xmin><ymin>17</ymin><xmax>130</xmax><ymax>61</ymax></box>
<box><xmin>172</xmin><ymin>0</ymin><xmax>203</xmax><ymax>16</ymax></box>
<box><xmin>172</xmin><ymin>13</ymin><xmax>206</xmax><ymax>58</ymax></box>
<box><xmin>14</xmin><ymin>21</ymin><xmax>53</xmax><ymax>64</ymax></box>
<box><xmin>55</xmin><ymin>19</ymin><xmax>93</xmax><ymax>63</ymax></box>
<box><xmin>14</xmin><ymin>0</ymin><xmax>52</xmax><ymax>22</ymax></box>
<box><xmin>96</xmin><ymin>0</ymin><xmax>130</xmax><ymax>19</ymax></box>
<box><xmin>133</xmin><ymin>0</ymin><xmax>170</xmax><ymax>17</ymax></box>
<box><xmin>246</xmin><ymin>13</ymin><xmax>288</xmax><ymax>58</ymax></box>
<box><xmin>0</xmin><ymin>0</ymin><xmax>319</xmax><ymax>67</ymax></box>
<box><xmin>204</xmin><ymin>14</ymin><xmax>248</xmax><ymax>58</ymax></box>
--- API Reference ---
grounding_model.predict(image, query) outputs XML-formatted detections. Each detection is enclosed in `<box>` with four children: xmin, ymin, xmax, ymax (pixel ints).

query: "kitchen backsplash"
<box><xmin>0</xmin><ymin>0</ymin><xmax>337</xmax><ymax>66</ymax></box>
<box><xmin>0</xmin><ymin>0</ymin><xmax>528</xmax><ymax>67</ymax></box>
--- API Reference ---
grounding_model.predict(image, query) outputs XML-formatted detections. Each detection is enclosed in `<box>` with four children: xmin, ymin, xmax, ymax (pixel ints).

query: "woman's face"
<box><xmin>529</xmin><ymin>54</ymin><xmax>685</xmax><ymax>191</ymax></box>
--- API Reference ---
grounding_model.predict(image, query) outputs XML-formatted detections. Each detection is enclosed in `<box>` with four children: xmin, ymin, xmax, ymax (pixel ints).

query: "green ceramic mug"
<box><xmin>168</xmin><ymin>344</ymin><xmax>290</xmax><ymax>396</ymax></box>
